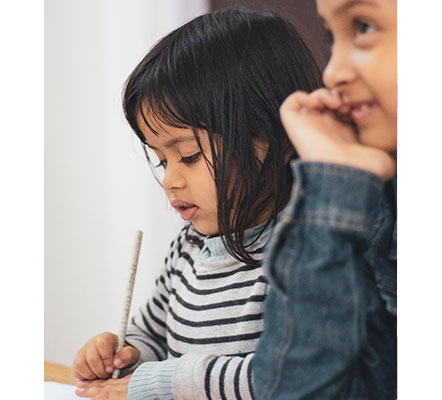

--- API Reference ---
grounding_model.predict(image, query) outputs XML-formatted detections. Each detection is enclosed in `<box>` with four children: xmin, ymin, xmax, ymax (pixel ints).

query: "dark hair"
<box><xmin>123</xmin><ymin>9</ymin><xmax>322</xmax><ymax>264</ymax></box>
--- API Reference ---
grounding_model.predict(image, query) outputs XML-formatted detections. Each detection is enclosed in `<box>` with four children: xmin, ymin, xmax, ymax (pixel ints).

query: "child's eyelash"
<box><xmin>154</xmin><ymin>152</ymin><xmax>201</xmax><ymax>169</ymax></box>
<box><xmin>354</xmin><ymin>19</ymin><xmax>375</xmax><ymax>35</ymax></box>
<box><xmin>155</xmin><ymin>159</ymin><xmax>167</xmax><ymax>169</ymax></box>
<box><xmin>180</xmin><ymin>152</ymin><xmax>201</xmax><ymax>165</ymax></box>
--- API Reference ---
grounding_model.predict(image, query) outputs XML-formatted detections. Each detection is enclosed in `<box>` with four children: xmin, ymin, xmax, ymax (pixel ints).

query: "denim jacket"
<box><xmin>253</xmin><ymin>161</ymin><xmax>397</xmax><ymax>399</ymax></box>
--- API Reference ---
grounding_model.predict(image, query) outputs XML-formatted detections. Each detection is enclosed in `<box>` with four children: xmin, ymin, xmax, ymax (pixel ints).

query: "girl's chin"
<box><xmin>358</xmin><ymin>125</ymin><xmax>397</xmax><ymax>153</ymax></box>
<box><xmin>191</xmin><ymin>222</ymin><xmax>219</xmax><ymax>236</ymax></box>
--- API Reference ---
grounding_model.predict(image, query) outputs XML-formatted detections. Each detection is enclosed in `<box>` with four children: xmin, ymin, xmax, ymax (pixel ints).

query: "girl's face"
<box><xmin>140</xmin><ymin>118</ymin><xmax>219</xmax><ymax>235</ymax></box>
<box><xmin>317</xmin><ymin>0</ymin><xmax>397</xmax><ymax>152</ymax></box>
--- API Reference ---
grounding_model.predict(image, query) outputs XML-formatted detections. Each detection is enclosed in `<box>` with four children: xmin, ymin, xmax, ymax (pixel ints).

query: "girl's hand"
<box><xmin>75</xmin><ymin>375</ymin><xmax>131</xmax><ymax>399</ymax></box>
<box><xmin>280</xmin><ymin>89</ymin><xmax>396</xmax><ymax>180</ymax></box>
<box><xmin>72</xmin><ymin>332</ymin><xmax>140</xmax><ymax>381</ymax></box>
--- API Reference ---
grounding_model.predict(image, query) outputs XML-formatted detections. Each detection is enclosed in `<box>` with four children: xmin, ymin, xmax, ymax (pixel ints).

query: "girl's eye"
<box><xmin>180</xmin><ymin>152</ymin><xmax>201</xmax><ymax>165</ymax></box>
<box><xmin>354</xmin><ymin>19</ymin><xmax>375</xmax><ymax>36</ymax></box>
<box><xmin>155</xmin><ymin>159</ymin><xmax>167</xmax><ymax>169</ymax></box>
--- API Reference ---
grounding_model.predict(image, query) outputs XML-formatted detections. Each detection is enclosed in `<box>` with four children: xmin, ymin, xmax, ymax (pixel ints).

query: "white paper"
<box><xmin>44</xmin><ymin>381</ymin><xmax>86</xmax><ymax>400</ymax></box>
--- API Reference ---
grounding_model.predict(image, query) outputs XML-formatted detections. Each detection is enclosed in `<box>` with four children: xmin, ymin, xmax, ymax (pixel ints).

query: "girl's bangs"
<box><xmin>136</xmin><ymin>93</ymin><xmax>194</xmax><ymax>138</ymax></box>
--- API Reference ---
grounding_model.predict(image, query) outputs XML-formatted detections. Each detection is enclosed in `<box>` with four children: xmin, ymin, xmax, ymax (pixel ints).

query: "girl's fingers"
<box><xmin>76</xmin><ymin>376</ymin><xmax>131</xmax><ymax>400</ymax></box>
<box><xmin>282</xmin><ymin>91</ymin><xmax>320</xmax><ymax>112</ymax></box>
<box><xmin>282</xmin><ymin>89</ymin><xmax>342</xmax><ymax>114</ymax></box>
<box><xmin>77</xmin><ymin>379</ymin><xmax>106</xmax><ymax>389</ymax></box>
<box><xmin>72</xmin><ymin>332</ymin><xmax>119</xmax><ymax>381</ymax></box>
<box><xmin>337</xmin><ymin>103</ymin><xmax>351</xmax><ymax>114</ymax></box>
<box><xmin>281</xmin><ymin>91</ymin><xmax>304</xmax><ymax>112</ymax></box>
<box><xmin>76</xmin><ymin>376</ymin><xmax>130</xmax><ymax>389</ymax></box>
<box><xmin>92</xmin><ymin>392</ymin><xmax>126</xmax><ymax>400</ymax></box>
<box><xmin>73</xmin><ymin>350</ymin><xmax>95</xmax><ymax>381</ymax></box>
<box><xmin>75</xmin><ymin>386</ymin><xmax>101</xmax><ymax>398</ymax></box>
<box><xmin>85</xmin><ymin>345</ymin><xmax>108</xmax><ymax>379</ymax></box>
<box><xmin>293</xmin><ymin>91</ymin><xmax>324</xmax><ymax>110</ymax></box>
<box><xmin>315</xmin><ymin>89</ymin><xmax>343</xmax><ymax>110</ymax></box>
<box><xmin>96</xmin><ymin>334</ymin><xmax>118</xmax><ymax>374</ymax></box>
<box><xmin>115</xmin><ymin>346</ymin><xmax>140</xmax><ymax>368</ymax></box>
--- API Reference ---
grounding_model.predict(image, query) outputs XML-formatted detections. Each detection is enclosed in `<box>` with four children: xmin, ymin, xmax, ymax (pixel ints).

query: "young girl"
<box><xmin>253</xmin><ymin>0</ymin><xmax>397</xmax><ymax>399</ymax></box>
<box><xmin>73</xmin><ymin>9</ymin><xmax>322</xmax><ymax>400</ymax></box>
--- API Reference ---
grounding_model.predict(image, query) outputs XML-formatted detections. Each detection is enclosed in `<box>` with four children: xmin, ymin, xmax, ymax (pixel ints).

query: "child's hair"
<box><xmin>123</xmin><ymin>9</ymin><xmax>322</xmax><ymax>264</ymax></box>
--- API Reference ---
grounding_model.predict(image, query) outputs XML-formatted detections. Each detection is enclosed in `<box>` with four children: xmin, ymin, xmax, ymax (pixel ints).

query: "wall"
<box><xmin>45</xmin><ymin>0</ymin><xmax>209</xmax><ymax>366</ymax></box>
<box><xmin>211</xmin><ymin>0</ymin><xmax>330</xmax><ymax>69</ymax></box>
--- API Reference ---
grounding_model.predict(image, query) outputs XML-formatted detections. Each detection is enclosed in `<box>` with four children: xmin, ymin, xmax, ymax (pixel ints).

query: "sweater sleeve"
<box><xmin>119</xmin><ymin>230</ymin><xmax>184</xmax><ymax>376</ymax></box>
<box><xmin>128</xmin><ymin>358</ymin><xmax>178</xmax><ymax>400</ymax></box>
<box><xmin>173</xmin><ymin>352</ymin><xmax>255</xmax><ymax>400</ymax></box>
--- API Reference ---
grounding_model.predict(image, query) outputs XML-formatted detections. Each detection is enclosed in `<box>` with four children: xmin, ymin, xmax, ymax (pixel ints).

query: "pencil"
<box><xmin>112</xmin><ymin>230</ymin><xmax>143</xmax><ymax>379</ymax></box>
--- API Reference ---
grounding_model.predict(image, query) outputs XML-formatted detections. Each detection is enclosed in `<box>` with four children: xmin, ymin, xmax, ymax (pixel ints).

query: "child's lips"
<box><xmin>178</xmin><ymin>205</ymin><xmax>198</xmax><ymax>221</ymax></box>
<box><xmin>349</xmin><ymin>102</ymin><xmax>375</xmax><ymax>123</ymax></box>
<box><xmin>170</xmin><ymin>199</ymin><xmax>199</xmax><ymax>221</ymax></box>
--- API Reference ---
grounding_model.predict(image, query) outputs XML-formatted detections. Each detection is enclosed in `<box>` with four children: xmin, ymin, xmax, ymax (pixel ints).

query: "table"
<box><xmin>44</xmin><ymin>361</ymin><xmax>77</xmax><ymax>385</ymax></box>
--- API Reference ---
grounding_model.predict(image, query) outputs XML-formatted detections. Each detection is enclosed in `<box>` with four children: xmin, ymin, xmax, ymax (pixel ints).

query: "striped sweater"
<box><xmin>124</xmin><ymin>223</ymin><xmax>272</xmax><ymax>400</ymax></box>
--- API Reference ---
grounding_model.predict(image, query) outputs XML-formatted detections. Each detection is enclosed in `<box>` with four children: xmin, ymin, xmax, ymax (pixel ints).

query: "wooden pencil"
<box><xmin>112</xmin><ymin>230</ymin><xmax>143</xmax><ymax>379</ymax></box>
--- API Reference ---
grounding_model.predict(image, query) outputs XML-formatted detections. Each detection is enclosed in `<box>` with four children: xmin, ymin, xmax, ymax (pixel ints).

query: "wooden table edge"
<box><xmin>44</xmin><ymin>361</ymin><xmax>77</xmax><ymax>386</ymax></box>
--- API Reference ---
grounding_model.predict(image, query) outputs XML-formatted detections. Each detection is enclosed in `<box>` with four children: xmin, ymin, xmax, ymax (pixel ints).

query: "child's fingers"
<box><xmin>300</xmin><ymin>89</ymin><xmax>342</xmax><ymax>111</ymax></box>
<box><xmin>337</xmin><ymin>103</ymin><xmax>351</xmax><ymax>114</ymax></box>
<box><xmin>96</xmin><ymin>333</ymin><xmax>118</xmax><ymax>374</ymax></box>
<box><xmin>281</xmin><ymin>91</ymin><xmax>316</xmax><ymax>113</ymax></box>
<box><xmin>282</xmin><ymin>89</ymin><xmax>342</xmax><ymax>114</ymax></box>
<box><xmin>289</xmin><ymin>91</ymin><xmax>324</xmax><ymax>111</ymax></box>
<box><xmin>114</xmin><ymin>346</ymin><xmax>140</xmax><ymax>368</ymax></box>
<box><xmin>85</xmin><ymin>345</ymin><xmax>109</xmax><ymax>379</ymax></box>
<box><xmin>314</xmin><ymin>89</ymin><xmax>342</xmax><ymax>110</ymax></box>
<box><xmin>72</xmin><ymin>350</ymin><xmax>97</xmax><ymax>381</ymax></box>
<box><xmin>72</xmin><ymin>332</ymin><xmax>119</xmax><ymax>381</ymax></box>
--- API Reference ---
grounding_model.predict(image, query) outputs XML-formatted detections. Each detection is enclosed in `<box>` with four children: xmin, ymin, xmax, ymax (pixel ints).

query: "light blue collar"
<box><xmin>198</xmin><ymin>221</ymin><xmax>273</xmax><ymax>262</ymax></box>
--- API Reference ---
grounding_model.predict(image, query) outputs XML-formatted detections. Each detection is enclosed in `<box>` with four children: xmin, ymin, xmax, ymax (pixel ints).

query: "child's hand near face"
<box><xmin>72</xmin><ymin>332</ymin><xmax>140</xmax><ymax>381</ymax></box>
<box><xmin>280</xmin><ymin>88</ymin><xmax>397</xmax><ymax>181</ymax></box>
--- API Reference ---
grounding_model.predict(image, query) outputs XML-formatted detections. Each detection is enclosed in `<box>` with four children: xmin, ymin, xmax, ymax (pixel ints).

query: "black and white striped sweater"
<box><xmin>125</xmin><ymin>223</ymin><xmax>272</xmax><ymax>400</ymax></box>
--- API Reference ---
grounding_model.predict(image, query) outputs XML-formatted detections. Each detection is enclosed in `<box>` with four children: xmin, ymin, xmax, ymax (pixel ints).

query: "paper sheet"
<box><xmin>44</xmin><ymin>381</ymin><xmax>85</xmax><ymax>400</ymax></box>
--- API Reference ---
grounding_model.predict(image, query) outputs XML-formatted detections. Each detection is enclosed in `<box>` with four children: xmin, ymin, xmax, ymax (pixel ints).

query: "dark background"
<box><xmin>210</xmin><ymin>0</ymin><xmax>330</xmax><ymax>70</ymax></box>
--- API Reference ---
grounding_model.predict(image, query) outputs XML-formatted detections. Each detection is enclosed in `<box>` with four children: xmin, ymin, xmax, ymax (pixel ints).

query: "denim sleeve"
<box><xmin>253</xmin><ymin>162</ymin><xmax>396</xmax><ymax>400</ymax></box>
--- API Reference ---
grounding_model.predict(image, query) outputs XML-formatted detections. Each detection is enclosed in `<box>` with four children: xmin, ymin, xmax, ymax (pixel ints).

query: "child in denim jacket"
<box><xmin>253</xmin><ymin>0</ymin><xmax>397</xmax><ymax>399</ymax></box>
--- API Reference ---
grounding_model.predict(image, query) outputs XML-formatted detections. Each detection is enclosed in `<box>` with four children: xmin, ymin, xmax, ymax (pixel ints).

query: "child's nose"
<box><xmin>322</xmin><ymin>47</ymin><xmax>355</xmax><ymax>90</ymax></box>
<box><xmin>162</xmin><ymin>163</ymin><xmax>186</xmax><ymax>191</ymax></box>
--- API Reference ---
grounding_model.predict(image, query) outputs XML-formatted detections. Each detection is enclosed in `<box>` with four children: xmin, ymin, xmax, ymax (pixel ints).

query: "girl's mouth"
<box><xmin>350</xmin><ymin>102</ymin><xmax>375</xmax><ymax>124</ymax></box>
<box><xmin>177</xmin><ymin>205</ymin><xmax>198</xmax><ymax>221</ymax></box>
<box><xmin>170</xmin><ymin>200</ymin><xmax>199</xmax><ymax>221</ymax></box>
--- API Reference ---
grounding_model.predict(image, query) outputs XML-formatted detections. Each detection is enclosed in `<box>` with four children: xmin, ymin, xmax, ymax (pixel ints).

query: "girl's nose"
<box><xmin>322</xmin><ymin>46</ymin><xmax>355</xmax><ymax>90</ymax></box>
<box><xmin>162</xmin><ymin>163</ymin><xmax>186</xmax><ymax>191</ymax></box>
